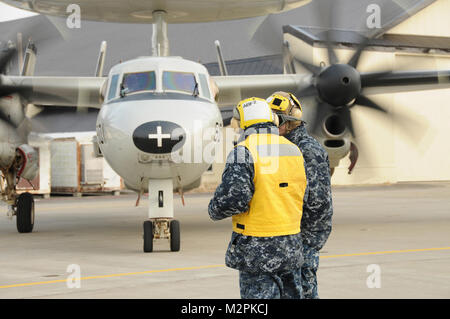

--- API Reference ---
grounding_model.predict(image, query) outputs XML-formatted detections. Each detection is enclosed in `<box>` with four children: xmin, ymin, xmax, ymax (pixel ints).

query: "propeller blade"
<box><xmin>0</xmin><ymin>48</ymin><xmax>17</xmax><ymax>74</ymax></box>
<box><xmin>0</xmin><ymin>107</ymin><xmax>17</xmax><ymax>127</ymax></box>
<box><xmin>309</xmin><ymin>0</ymin><xmax>338</xmax><ymax>66</ymax></box>
<box><xmin>282</xmin><ymin>40</ymin><xmax>296</xmax><ymax>74</ymax></box>
<box><xmin>0</xmin><ymin>84</ymin><xmax>72</xmax><ymax>105</ymax></box>
<box><xmin>355</xmin><ymin>97</ymin><xmax>429</xmax><ymax>149</ymax></box>
<box><xmin>339</xmin><ymin>106</ymin><xmax>355</xmax><ymax>137</ymax></box>
<box><xmin>0</xmin><ymin>87</ymin><xmax>19</xmax><ymax>97</ymax></box>
<box><xmin>309</xmin><ymin>101</ymin><xmax>330</xmax><ymax>134</ymax></box>
<box><xmin>362</xmin><ymin>70</ymin><xmax>450</xmax><ymax>87</ymax></box>
<box><xmin>347</xmin><ymin>36</ymin><xmax>370</xmax><ymax>68</ymax></box>
<box><xmin>0</xmin><ymin>82</ymin><xmax>28</xmax><ymax>98</ymax></box>
<box><xmin>354</xmin><ymin>95</ymin><xmax>388</xmax><ymax>113</ymax></box>
<box><xmin>295</xmin><ymin>84</ymin><xmax>317</xmax><ymax>98</ymax></box>
<box><xmin>292</xmin><ymin>56</ymin><xmax>321</xmax><ymax>75</ymax></box>
<box><xmin>324</xmin><ymin>30</ymin><xmax>339</xmax><ymax>65</ymax></box>
<box><xmin>390</xmin><ymin>105</ymin><xmax>430</xmax><ymax>147</ymax></box>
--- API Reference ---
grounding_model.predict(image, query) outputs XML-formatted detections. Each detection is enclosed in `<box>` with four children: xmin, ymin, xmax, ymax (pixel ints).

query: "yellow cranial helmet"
<box><xmin>232</xmin><ymin>97</ymin><xmax>274</xmax><ymax>129</ymax></box>
<box><xmin>266</xmin><ymin>92</ymin><xmax>303</xmax><ymax>121</ymax></box>
<box><xmin>266</xmin><ymin>94</ymin><xmax>291</xmax><ymax>112</ymax></box>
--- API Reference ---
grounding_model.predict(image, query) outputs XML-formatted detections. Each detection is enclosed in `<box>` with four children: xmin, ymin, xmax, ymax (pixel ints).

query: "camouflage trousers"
<box><xmin>301</xmin><ymin>245</ymin><xmax>320</xmax><ymax>299</ymax></box>
<box><xmin>239</xmin><ymin>270</ymin><xmax>302</xmax><ymax>299</ymax></box>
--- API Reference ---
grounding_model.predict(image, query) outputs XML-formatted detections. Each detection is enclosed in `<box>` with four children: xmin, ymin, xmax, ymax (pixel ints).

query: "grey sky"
<box><xmin>0</xmin><ymin>0</ymin><xmax>433</xmax><ymax>76</ymax></box>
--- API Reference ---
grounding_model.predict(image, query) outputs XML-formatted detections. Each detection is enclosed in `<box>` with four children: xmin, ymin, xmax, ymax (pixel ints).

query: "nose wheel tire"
<box><xmin>16</xmin><ymin>192</ymin><xmax>35</xmax><ymax>233</ymax></box>
<box><xmin>170</xmin><ymin>219</ymin><xmax>180</xmax><ymax>252</ymax></box>
<box><xmin>143</xmin><ymin>220</ymin><xmax>154</xmax><ymax>252</ymax></box>
<box><xmin>142</xmin><ymin>219</ymin><xmax>180</xmax><ymax>252</ymax></box>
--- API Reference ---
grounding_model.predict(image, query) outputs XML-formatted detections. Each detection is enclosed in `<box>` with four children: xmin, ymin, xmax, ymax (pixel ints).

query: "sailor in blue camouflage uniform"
<box><xmin>208</xmin><ymin>97</ymin><xmax>308</xmax><ymax>299</ymax></box>
<box><xmin>267</xmin><ymin>91</ymin><xmax>333</xmax><ymax>299</ymax></box>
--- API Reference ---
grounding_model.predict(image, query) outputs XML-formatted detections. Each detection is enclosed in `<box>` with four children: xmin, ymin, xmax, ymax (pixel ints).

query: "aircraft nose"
<box><xmin>132</xmin><ymin>121</ymin><xmax>186</xmax><ymax>154</ymax></box>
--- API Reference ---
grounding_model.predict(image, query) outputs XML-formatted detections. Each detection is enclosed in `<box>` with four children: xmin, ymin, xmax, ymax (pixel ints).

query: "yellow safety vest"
<box><xmin>232</xmin><ymin>133</ymin><xmax>307</xmax><ymax>237</ymax></box>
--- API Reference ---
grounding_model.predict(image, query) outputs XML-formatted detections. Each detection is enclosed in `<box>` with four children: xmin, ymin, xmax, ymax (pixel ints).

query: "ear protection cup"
<box><xmin>233</xmin><ymin>107</ymin><xmax>240</xmax><ymax>121</ymax></box>
<box><xmin>266</xmin><ymin>91</ymin><xmax>304</xmax><ymax>134</ymax></box>
<box><xmin>272</xmin><ymin>112</ymin><xmax>279</xmax><ymax>127</ymax></box>
<box><xmin>230</xmin><ymin>117</ymin><xmax>240</xmax><ymax>130</ymax></box>
<box><xmin>289</xmin><ymin>106</ymin><xmax>302</xmax><ymax>120</ymax></box>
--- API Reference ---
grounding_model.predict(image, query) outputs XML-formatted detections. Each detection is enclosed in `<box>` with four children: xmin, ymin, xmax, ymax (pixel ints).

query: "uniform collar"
<box><xmin>287</xmin><ymin>122</ymin><xmax>307</xmax><ymax>138</ymax></box>
<box><xmin>237</xmin><ymin>123</ymin><xmax>279</xmax><ymax>143</ymax></box>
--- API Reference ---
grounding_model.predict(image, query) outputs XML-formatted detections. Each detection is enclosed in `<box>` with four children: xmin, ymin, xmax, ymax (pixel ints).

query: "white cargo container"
<box><xmin>45</xmin><ymin>132</ymin><xmax>123</xmax><ymax>195</ymax></box>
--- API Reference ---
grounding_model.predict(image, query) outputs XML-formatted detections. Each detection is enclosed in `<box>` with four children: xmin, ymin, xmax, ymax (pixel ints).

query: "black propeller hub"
<box><xmin>316</xmin><ymin>64</ymin><xmax>361</xmax><ymax>107</ymax></box>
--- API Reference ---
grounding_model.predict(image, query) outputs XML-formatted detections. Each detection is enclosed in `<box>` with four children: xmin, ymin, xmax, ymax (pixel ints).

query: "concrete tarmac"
<box><xmin>0</xmin><ymin>182</ymin><xmax>449</xmax><ymax>299</ymax></box>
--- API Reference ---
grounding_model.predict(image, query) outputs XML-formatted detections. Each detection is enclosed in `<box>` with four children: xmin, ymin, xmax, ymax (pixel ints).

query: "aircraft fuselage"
<box><xmin>96</xmin><ymin>56</ymin><xmax>222</xmax><ymax>192</ymax></box>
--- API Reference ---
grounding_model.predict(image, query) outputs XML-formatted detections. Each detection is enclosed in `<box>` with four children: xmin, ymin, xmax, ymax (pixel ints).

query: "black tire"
<box><xmin>16</xmin><ymin>192</ymin><xmax>34</xmax><ymax>233</ymax></box>
<box><xmin>170</xmin><ymin>220</ymin><xmax>180</xmax><ymax>252</ymax></box>
<box><xmin>143</xmin><ymin>221</ymin><xmax>154</xmax><ymax>253</ymax></box>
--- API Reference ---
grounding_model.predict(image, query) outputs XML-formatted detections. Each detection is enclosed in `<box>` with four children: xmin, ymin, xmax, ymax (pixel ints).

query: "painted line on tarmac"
<box><xmin>1</xmin><ymin>247</ymin><xmax>449</xmax><ymax>290</ymax></box>
<box><xmin>320</xmin><ymin>247</ymin><xmax>450</xmax><ymax>259</ymax></box>
<box><xmin>0</xmin><ymin>264</ymin><xmax>224</xmax><ymax>289</ymax></box>
<box><xmin>36</xmin><ymin>202</ymin><xmax>137</xmax><ymax>212</ymax></box>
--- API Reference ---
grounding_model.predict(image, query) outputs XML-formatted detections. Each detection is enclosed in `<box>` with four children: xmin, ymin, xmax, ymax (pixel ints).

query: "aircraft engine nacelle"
<box><xmin>0</xmin><ymin>94</ymin><xmax>26</xmax><ymax>128</ymax></box>
<box><xmin>322</xmin><ymin>138</ymin><xmax>351</xmax><ymax>169</ymax></box>
<box><xmin>315</xmin><ymin>114</ymin><xmax>351</xmax><ymax>168</ymax></box>
<box><xmin>0</xmin><ymin>142</ymin><xmax>16</xmax><ymax>168</ymax></box>
<box><xmin>16</xmin><ymin>144</ymin><xmax>39</xmax><ymax>181</ymax></box>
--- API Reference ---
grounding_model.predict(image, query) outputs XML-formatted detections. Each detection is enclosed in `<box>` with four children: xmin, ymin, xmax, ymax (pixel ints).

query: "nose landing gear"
<box><xmin>142</xmin><ymin>179</ymin><xmax>180</xmax><ymax>252</ymax></box>
<box><xmin>143</xmin><ymin>218</ymin><xmax>180</xmax><ymax>252</ymax></box>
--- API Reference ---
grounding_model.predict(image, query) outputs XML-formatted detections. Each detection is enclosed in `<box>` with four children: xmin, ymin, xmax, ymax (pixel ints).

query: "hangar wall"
<box><xmin>387</xmin><ymin>0</ymin><xmax>450</xmax><ymax>37</ymax></box>
<box><xmin>332</xmin><ymin>0</ymin><xmax>450</xmax><ymax>185</ymax></box>
<box><xmin>289</xmin><ymin>44</ymin><xmax>450</xmax><ymax>185</ymax></box>
<box><xmin>201</xmin><ymin>51</ymin><xmax>450</xmax><ymax>188</ymax></box>
<box><xmin>200</xmin><ymin>0</ymin><xmax>450</xmax><ymax>188</ymax></box>
<box><xmin>312</xmin><ymin>48</ymin><xmax>450</xmax><ymax>185</ymax></box>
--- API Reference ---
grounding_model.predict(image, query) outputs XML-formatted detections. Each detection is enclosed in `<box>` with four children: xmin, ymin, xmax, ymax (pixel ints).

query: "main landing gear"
<box><xmin>16</xmin><ymin>192</ymin><xmax>35</xmax><ymax>233</ymax></box>
<box><xmin>143</xmin><ymin>179</ymin><xmax>180</xmax><ymax>252</ymax></box>
<box><xmin>2</xmin><ymin>167</ymin><xmax>35</xmax><ymax>233</ymax></box>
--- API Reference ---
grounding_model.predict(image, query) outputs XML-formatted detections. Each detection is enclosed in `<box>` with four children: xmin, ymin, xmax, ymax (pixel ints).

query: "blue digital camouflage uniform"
<box><xmin>208</xmin><ymin>122</ymin><xmax>306</xmax><ymax>299</ymax></box>
<box><xmin>285</xmin><ymin>122</ymin><xmax>333</xmax><ymax>299</ymax></box>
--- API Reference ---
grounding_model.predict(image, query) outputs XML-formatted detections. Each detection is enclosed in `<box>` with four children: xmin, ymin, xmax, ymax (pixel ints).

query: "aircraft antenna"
<box><xmin>95</xmin><ymin>41</ymin><xmax>107</xmax><ymax>77</ymax></box>
<box><xmin>214</xmin><ymin>40</ymin><xmax>228</xmax><ymax>76</ymax></box>
<box><xmin>152</xmin><ymin>11</ymin><xmax>169</xmax><ymax>57</ymax></box>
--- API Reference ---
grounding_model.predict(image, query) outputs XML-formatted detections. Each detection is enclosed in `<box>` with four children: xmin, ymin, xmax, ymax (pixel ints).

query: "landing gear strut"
<box><xmin>143</xmin><ymin>179</ymin><xmax>180</xmax><ymax>252</ymax></box>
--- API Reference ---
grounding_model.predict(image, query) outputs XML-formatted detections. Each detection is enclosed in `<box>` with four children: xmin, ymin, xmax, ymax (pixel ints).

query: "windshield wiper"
<box><xmin>120</xmin><ymin>83</ymin><xmax>129</xmax><ymax>98</ymax></box>
<box><xmin>192</xmin><ymin>80</ymin><xmax>199</xmax><ymax>97</ymax></box>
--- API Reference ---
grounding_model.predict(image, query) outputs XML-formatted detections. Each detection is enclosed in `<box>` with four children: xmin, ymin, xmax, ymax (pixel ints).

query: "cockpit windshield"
<box><xmin>162</xmin><ymin>71</ymin><xmax>196</xmax><ymax>94</ymax></box>
<box><xmin>122</xmin><ymin>71</ymin><xmax>156</xmax><ymax>94</ymax></box>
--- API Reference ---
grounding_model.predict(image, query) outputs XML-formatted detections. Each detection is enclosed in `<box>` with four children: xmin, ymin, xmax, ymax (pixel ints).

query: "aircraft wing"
<box><xmin>361</xmin><ymin>70</ymin><xmax>450</xmax><ymax>95</ymax></box>
<box><xmin>0</xmin><ymin>75</ymin><xmax>106</xmax><ymax>108</ymax></box>
<box><xmin>212</xmin><ymin>70</ymin><xmax>450</xmax><ymax>108</ymax></box>
<box><xmin>212</xmin><ymin>73</ymin><xmax>312</xmax><ymax>107</ymax></box>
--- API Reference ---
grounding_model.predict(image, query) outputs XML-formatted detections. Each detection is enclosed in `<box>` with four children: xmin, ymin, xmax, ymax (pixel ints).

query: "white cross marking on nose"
<box><xmin>148</xmin><ymin>126</ymin><xmax>171</xmax><ymax>147</ymax></box>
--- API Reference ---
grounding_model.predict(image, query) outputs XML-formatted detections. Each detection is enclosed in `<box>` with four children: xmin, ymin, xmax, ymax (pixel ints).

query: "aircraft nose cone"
<box><xmin>132</xmin><ymin>121</ymin><xmax>186</xmax><ymax>154</ymax></box>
